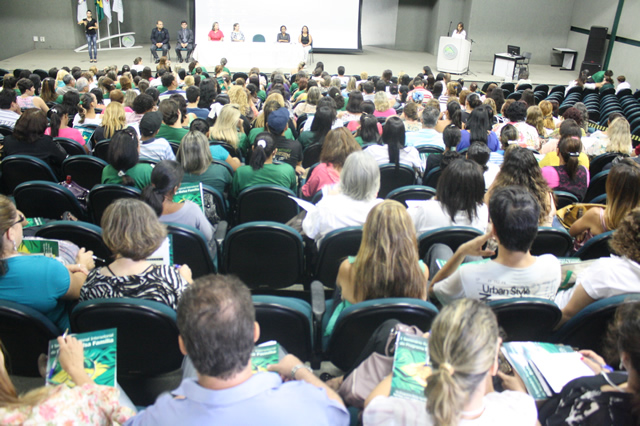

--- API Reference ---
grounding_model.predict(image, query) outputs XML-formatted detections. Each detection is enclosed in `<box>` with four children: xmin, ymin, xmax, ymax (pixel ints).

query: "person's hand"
<box><xmin>57</xmin><ymin>335</ymin><xmax>85</xmax><ymax>376</ymax></box>
<box><xmin>497</xmin><ymin>370</ymin><xmax>527</xmax><ymax>393</ymax></box>
<box><xmin>458</xmin><ymin>231</ymin><xmax>496</xmax><ymax>258</ymax></box>
<box><xmin>295</xmin><ymin>165</ymin><xmax>306</xmax><ymax>177</ymax></box>
<box><xmin>267</xmin><ymin>354</ymin><xmax>305</xmax><ymax>381</ymax></box>
<box><xmin>579</xmin><ymin>349</ymin><xmax>607</xmax><ymax>374</ymax></box>
<box><xmin>67</xmin><ymin>263</ymin><xmax>89</xmax><ymax>275</ymax></box>
<box><xmin>75</xmin><ymin>248</ymin><xmax>95</xmax><ymax>271</ymax></box>
<box><xmin>178</xmin><ymin>264</ymin><xmax>193</xmax><ymax>283</ymax></box>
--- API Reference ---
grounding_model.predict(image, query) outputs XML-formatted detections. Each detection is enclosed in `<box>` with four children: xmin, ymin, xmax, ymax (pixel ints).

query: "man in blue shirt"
<box><xmin>405</xmin><ymin>106</ymin><xmax>444</xmax><ymax>149</ymax></box>
<box><xmin>126</xmin><ymin>275</ymin><xmax>349</xmax><ymax>426</ymax></box>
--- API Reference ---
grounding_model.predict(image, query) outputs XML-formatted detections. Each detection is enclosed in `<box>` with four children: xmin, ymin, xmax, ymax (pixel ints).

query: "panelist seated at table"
<box><xmin>231</xmin><ymin>23</ymin><xmax>245</xmax><ymax>42</ymax></box>
<box><xmin>208</xmin><ymin>22</ymin><xmax>224</xmax><ymax>41</ymax></box>
<box><xmin>150</xmin><ymin>20</ymin><xmax>170</xmax><ymax>63</ymax></box>
<box><xmin>277</xmin><ymin>25</ymin><xmax>290</xmax><ymax>43</ymax></box>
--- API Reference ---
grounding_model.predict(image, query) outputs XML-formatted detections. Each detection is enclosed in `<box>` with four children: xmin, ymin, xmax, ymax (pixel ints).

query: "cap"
<box><xmin>267</xmin><ymin>107</ymin><xmax>289</xmax><ymax>134</ymax></box>
<box><xmin>139</xmin><ymin>111</ymin><xmax>163</xmax><ymax>136</ymax></box>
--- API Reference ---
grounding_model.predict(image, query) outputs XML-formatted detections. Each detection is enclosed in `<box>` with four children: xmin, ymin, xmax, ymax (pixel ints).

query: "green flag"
<box><xmin>95</xmin><ymin>0</ymin><xmax>104</xmax><ymax>22</ymax></box>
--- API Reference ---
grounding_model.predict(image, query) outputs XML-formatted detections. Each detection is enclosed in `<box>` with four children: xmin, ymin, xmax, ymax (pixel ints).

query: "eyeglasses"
<box><xmin>9</xmin><ymin>214</ymin><xmax>24</xmax><ymax>230</ymax></box>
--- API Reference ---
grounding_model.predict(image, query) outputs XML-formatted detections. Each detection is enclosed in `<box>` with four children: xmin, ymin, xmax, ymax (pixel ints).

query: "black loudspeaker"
<box><xmin>584</xmin><ymin>26</ymin><xmax>608</xmax><ymax>65</ymax></box>
<box><xmin>581</xmin><ymin>61</ymin><xmax>602</xmax><ymax>76</ymax></box>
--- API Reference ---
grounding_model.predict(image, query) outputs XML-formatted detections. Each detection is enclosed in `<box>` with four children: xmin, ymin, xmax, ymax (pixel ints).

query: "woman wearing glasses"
<box><xmin>0</xmin><ymin>195</ymin><xmax>95</xmax><ymax>331</ymax></box>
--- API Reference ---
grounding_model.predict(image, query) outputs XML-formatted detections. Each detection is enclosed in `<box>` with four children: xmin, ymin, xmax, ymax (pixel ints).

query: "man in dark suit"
<box><xmin>150</xmin><ymin>20</ymin><xmax>170</xmax><ymax>63</ymax></box>
<box><xmin>175</xmin><ymin>20</ymin><xmax>194</xmax><ymax>64</ymax></box>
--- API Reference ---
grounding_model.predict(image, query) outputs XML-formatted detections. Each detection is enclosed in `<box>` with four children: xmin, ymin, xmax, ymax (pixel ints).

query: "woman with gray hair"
<box><xmin>302</xmin><ymin>150</ymin><xmax>383</xmax><ymax>244</ymax></box>
<box><xmin>294</xmin><ymin>86</ymin><xmax>321</xmax><ymax>117</ymax></box>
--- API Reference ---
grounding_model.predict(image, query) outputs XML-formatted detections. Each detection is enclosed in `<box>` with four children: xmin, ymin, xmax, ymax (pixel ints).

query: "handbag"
<box><xmin>556</xmin><ymin>203</ymin><xmax>605</xmax><ymax>230</ymax></box>
<box><xmin>338</xmin><ymin>322</ymin><xmax>424</xmax><ymax>409</ymax></box>
<box><xmin>59</xmin><ymin>177</ymin><xmax>90</xmax><ymax>210</ymax></box>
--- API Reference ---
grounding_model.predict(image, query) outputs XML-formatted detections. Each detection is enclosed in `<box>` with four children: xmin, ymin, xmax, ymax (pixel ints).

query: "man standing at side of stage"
<box><xmin>151</xmin><ymin>20</ymin><xmax>170</xmax><ymax>64</ymax></box>
<box><xmin>175</xmin><ymin>20</ymin><xmax>194</xmax><ymax>64</ymax></box>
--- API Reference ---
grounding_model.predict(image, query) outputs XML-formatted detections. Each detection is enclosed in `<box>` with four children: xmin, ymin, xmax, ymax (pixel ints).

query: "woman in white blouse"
<box><xmin>452</xmin><ymin>22</ymin><xmax>466</xmax><ymax>39</ymax></box>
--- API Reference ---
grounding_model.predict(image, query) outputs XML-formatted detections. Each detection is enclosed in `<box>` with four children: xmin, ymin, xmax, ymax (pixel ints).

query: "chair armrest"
<box><xmin>215</xmin><ymin>220</ymin><xmax>228</xmax><ymax>246</ymax></box>
<box><xmin>310</xmin><ymin>280</ymin><xmax>326</xmax><ymax>368</ymax></box>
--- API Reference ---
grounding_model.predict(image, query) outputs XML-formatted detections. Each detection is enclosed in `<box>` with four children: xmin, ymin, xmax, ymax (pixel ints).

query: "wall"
<box><xmin>361</xmin><ymin>0</ymin><xmax>399</xmax><ymax>47</ymax></box>
<box><xmin>394</xmin><ymin>0</ymin><xmax>433</xmax><ymax>51</ymax></box>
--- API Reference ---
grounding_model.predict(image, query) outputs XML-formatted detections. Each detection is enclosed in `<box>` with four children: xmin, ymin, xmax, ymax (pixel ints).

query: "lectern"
<box><xmin>436</xmin><ymin>36</ymin><xmax>471</xmax><ymax>74</ymax></box>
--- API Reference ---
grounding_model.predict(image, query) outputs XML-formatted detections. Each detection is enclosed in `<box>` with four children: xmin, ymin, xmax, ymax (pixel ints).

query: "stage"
<box><xmin>0</xmin><ymin>44</ymin><xmax>576</xmax><ymax>88</ymax></box>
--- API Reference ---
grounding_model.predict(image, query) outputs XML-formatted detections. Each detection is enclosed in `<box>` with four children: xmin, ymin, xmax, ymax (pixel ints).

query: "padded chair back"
<box><xmin>62</xmin><ymin>155</ymin><xmax>107</xmax><ymax>190</ymax></box>
<box><xmin>327</xmin><ymin>298</ymin><xmax>438</xmax><ymax>371</ymax></box>
<box><xmin>574</xmin><ymin>230</ymin><xmax>613</xmax><ymax>260</ymax></box>
<box><xmin>530</xmin><ymin>227</ymin><xmax>573</xmax><ymax>257</ymax></box>
<box><xmin>423</xmin><ymin>166</ymin><xmax>442</xmax><ymax>189</ymax></box>
<box><xmin>166</xmin><ymin>223</ymin><xmax>217</xmax><ymax>278</ymax></box>
<box><xmin>583</xmin><ymin>170</ymin><xmax>609</xmax><ymax>203</ymax></box>
<box><xmin>296</xmin><ymin>113</ymin><xmax>308</xmax><ymax>134</ymax></box>
<box><xmin>0</xmin><ymin>125</ymin><xmax>13</xmax><ymax>137</ymax></box>
<box><xmin>36</xmin><ymin>220</ymin><xmax>112</xmax><ymax>265</ymax></box>
<box><xmin>552</xmin><ymin>294</ymin><xmax>640</xmax><ymax>354</ymax></box>
<box><xmin>92</xmin><ymin>139</ymin><xmax>111</xmax><ymax>161</ymax></box>
<box><xmin>253</xmin><ymin>34</ymin><xmax>266</xmax><ymax>42</ymax></box>
<box><xmin>88</xmin><ymin>184</ymin><xmax>141</xmax><ymax>225</ymax></box>
<box><xmin>71</xmin><ymin>298</ymin><xmax>183</xmax><ymax>376</ymax></box>
<box><xmin>313</xmin><ymin>227</ymin><xmax>363</xmax><ymax>289</ymax></box>
<box><xmin>0</xmin><ymin>300</ymin><xmax>60</xmax><ymax>376</ymax></box>
<box><xmin>236</xmin><ymin>185</ymin><xmax>299</xmax><ymax>224</ymax></box>
<box><xmin>1</xmin><ymin>155</ymin><xmax>58</xmax><ymax>194</ymax></box>
<box><xmin>222</xmin><ymin>221</ymin><xmax>304</xmax><ymax>289</ymax></box>
<box><xmin>34</xmin><ymin>69</ymin><xmax>49</xmax><ymax>80</ymax></box>
<box><xmin>378</xmin><ymin>163</ymin><xmax>416</xmax><ymax>198</ymax></box>
<box><xmin>254</xmin><ymin>295</ymin><xmax>313</xmax><ymax>361</ymax></box>
<box><xmin>554</xmin><ymin>190</ymin><xmax>579</xmax><ymax>208</ymax></box>
<box><xmin>589</xmin><ymin>153</ymin><xmax>618</xmax><ymax>176</ymax></box>
<box><xmin>54</xmin><ymin>137</ymin><xmax>86</xmax><ymax>156</ymax></box>
<box><xmin>386</xmin><ymin>185</ymin><xmax>436</xmax><ymax>207</ymax></box>
<box><xmin>489</xmin><ymin>298</ymin><xmax>561</xmax><ymax>342</ymax></box>
<box><xmin>302</xmin><ymin>143</ymin><xmax>322</xmax><ymax>169</ymax></box>
<box><xmin>418</xmin><ymin>226</ymin><xmax>483</xmax><ymax>259</ymax></box>
<box><xmin>14</xmin><ymin>181</ymin><xmax>87</xmax><ymax>221</ymax></box>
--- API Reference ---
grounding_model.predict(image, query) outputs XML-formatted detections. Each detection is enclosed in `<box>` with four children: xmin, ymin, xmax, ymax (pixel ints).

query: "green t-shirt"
<box><xmin>156</xmin><ymin>123</ymin><xmax>189</xmax><ymax>144</ymax></box>
<box><xmin>591</xmin><ymin>71</ymin><xmax>605</xmax><ymax>83</ymax></box>
<box><xmin>191</xmin><ymin>66</ymin><xmax>209</xmax><ymax>75</ymax></box>
<box><xmin>183</xmin><ymin>164</ymin><xmax>232</xmax><ymax>195</ymax></box>
<box><xmin>257</xmin><ymin>90</ymin><xmax>266</xmax><ymax>102</ymax></box>
<box><xmin>600</xmin><ymin>83</ymin><xmax>615</xmax><ymax>92</ymax></box>
<box><xmin>157</xmin><ymin>85</ymin><xmax>168</xmax><ymax>94</ymax></box>
<box><xmin>249</xmin><ymin>127</ymin><xmax>294</xmax><ymax>145</ymax></box>
<box><xmin>292</xmin><ymin>89</ymin><xmax>306</xmax><ymax>102</ymax></box>
<box><xmin>297</xmin><ymin>131</ymin><xmax>319</xmax><ymax>149</ymax></box>
<box><xmin>231</xmin><ymin>163</ymin><xmax>297</xmax><ymax>199</ymax></box>
<box><xmin>101</xmin><ymin>163</ymin><xmax>153</xmax><ymax>190</ymax></box>
<box><xmin>223</xmin><ymin>66</ymin><xmax>230</xmax><ymax>75</ymax></box>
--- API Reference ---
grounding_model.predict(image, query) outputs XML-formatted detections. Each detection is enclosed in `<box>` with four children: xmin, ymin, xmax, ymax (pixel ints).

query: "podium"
<box><xmin>436</xmin><ymin>37</ymin><xmax>471</xmax><ymax>74</ymax></box>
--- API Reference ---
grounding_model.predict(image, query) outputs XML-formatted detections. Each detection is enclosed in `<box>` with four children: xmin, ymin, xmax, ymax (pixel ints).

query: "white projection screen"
<box><xmin>194</xmin><ymin>0</ymin><xmax>362</xmax><ymax>51</ymax></box>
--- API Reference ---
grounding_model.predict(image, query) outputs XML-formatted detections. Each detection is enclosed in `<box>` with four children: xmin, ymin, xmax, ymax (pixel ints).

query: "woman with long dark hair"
<box><xmin>541</xmin><ymin>135</ymin><xmax>589</xmax><ymax>200</ymax></box>
<box><xmin>297</xmin><ymin>106</ymin><xmax>336</xmax><ymax>148</ymax></box>
<box><xmin>458</xmin><ymin>105</ymin><xmax>499</xmax><ymax>151</ymax></box>
<box><xmin>355</xmin><ymin>114</ymin><xmax>381</xmax><ymax>146</ymax></box>
<box><xmin>364</xmin><ymin>116</ymin><xmax>423</xmax><ymax>174</ymax></box>
<box><xmin>101</xmin><ymin>128</ymin><xmax>152</xmax><ymax>189</ymax></box>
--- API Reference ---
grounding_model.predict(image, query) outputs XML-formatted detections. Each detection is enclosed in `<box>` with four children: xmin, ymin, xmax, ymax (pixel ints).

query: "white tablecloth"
<box><xmin>195</xmin><ymin>42</ymin><xmax>305</xmax><ymax>71</ymax></box>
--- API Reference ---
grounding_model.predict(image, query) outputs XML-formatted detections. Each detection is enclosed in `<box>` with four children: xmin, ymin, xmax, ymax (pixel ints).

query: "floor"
<box><xmin>0</xmin><ymin>45</ymin><xmax>577</xmax><ymax>88</ymax></box>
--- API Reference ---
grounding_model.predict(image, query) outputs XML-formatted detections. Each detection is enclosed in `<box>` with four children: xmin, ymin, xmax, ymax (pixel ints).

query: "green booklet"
<box><xmin>251</xmin><ymin>341</ymin><xmax>281</xmax><ymax>373</ymax></box>
<box><xmin>390</xmin><ymin>332</ymin><xmax>430</xmax><ymax>402</ymax></box>
<box><xmin>23</xmin><ymin>217</ymin><xmax>46</xmax><ymax>228</ymax></box>
<box><xmin>501</xmin><ymin>342</ymin><xmax>574</xmax><ymax>400</ymax></box>
<box><xmin>46</xmin><ymin>328</ymin><xmax>117</xmax><ymax>388</ymax></box>
<box><xmin>18</xmin><ymin>238</ymin><xmax>59</xmax><ymax>258</ymax></box>
<box><xmin>174</xmin><ymin>183</ymin><xmax>205</xmax><ymax>214</ymax></box>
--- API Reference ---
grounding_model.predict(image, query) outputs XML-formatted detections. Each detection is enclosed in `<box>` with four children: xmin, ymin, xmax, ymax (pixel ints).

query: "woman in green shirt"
<box><xmin>101</xmin><ymin>128</ymin><xmax>153</xmax><ymax>189</ymax></box>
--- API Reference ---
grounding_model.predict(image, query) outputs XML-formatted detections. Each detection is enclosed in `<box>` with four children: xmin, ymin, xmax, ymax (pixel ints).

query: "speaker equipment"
<box><xmin>581</xmin><ymin>61</ymin><xmax>602</xmax><ymax>76</ymax></box>
<box><xmin>584</xmin><ymin>26</ymin><xmax>608</xmax><ymax>65</ymax></box>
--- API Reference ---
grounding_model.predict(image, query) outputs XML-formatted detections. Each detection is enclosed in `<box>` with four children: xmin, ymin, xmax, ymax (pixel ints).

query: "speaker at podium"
<box><xmin>437</xmin><ymin>36</ymin><xmax>471</xmax><ymax>74</ymax></box>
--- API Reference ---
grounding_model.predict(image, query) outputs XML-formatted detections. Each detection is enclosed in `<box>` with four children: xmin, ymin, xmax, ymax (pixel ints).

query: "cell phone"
<box><xmin>498</xmin><ymin>351</ymin><xmax>513</xmax><ymax>375</ymax></box>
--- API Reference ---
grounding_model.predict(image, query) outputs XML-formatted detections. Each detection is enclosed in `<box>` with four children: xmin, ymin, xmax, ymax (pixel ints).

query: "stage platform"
<box><xmin>0</xmin><ymin>45</ymin><xmax>576</xmax><ymax>88</ymax></box>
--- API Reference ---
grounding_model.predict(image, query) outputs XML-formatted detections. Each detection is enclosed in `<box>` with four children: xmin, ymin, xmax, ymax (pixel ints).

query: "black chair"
<box><xmin>589</xmin><ymin>152</ymin><xmax>619</xmax><ymax>176</ymax></box>
<box><xmin>312</xmin><ymin>226</ymin><xmax>363</xmax><ymax>289</ymax></box>
<box><xmin>254</xmin><ymin>295</ymin><xmax>314</xmax><ymax>362</ymax></box>
<box><xmin>92</xmin><ymin>139</ymin><xmax>111</xmax><ymax>161</ymax></box>
<box><xmin>236</xmin><ymin>185</ymin><xmax>299</xmax><ymax>225</ymax></box>
<box><xmin>378</xmin><ymin>163</ymin><xmax>416</xmax><ymax>198</ymax></box>
<box><xmin>386</xmin><ymin>185</ymin><xmax>436</xmax><ymax>207</ymax></box>
<box><xmin>551</xmin><ymin>294</ymin><xmax>640</xmax><ymax>355</ymax></box>
<box><xmin>583</xmin><ymin>170</ymin><xmax>609</xmax><ymax>203</ymax></box>
<box><xmin>574</xmin><ymin>230</ymin><xmax>614</xmax><ymax>260</ymax></box>
<box><xmin>166</xmin><ymin>223</ymin><xmax>217</xmax><ymax>279</ymax></box>
<box><xmin>418</xmin><ymin>226</ymin><xmax>483</xmax><ymax>259</ymax></box>
<box><xmin>221</xmin><ymin>221</ymin><xmax>304</xmax><ymax>290</ymax></box>
<box><xmin>54</xmin><ymin>137</ymin><xmax>86</xmax><ymax>156</ymax></box>
<box><xmin>14</xmin><ymin>181</ymin><xmax>88</xmax><ymax>221</ymax></box>
<box><xmin>71</xmin><ymin>298</ymin><xmax>183</xmax><ymax>406</ymax></box>
<box><xmin>296</xmin><ymin>113</ymin><xmax>308</xmax><ymax>134</ymax></box>
<box><xmin>0</xmin><ymin>299</ymin><xmax>60</xmax><ymax>377</ymax></box>
<box><xmin>87</xmin><ymin>184</ymin><xmax>141</xmax><ymax>225</ymax></box>
<box><xmin>0</xmin><ymin>155</ymin><xmax>58</xmax><ymax>194</ymax></box>
<box><xmin>0</xmin><ymin>125</ymin><xmax>14</xmax><ymax>137</ymax></box>
<box><xmin>302</xmin><ymin>143</ymin><xmax>322</xmax><ymax>169</ymax></box>
<box><xmin>324</xmin><ymin>298</ymin><xmax>438</xmax><ymax>371</ymax></box>
<box><xmin>489</xmin><ymin>298</ymin><xmax>561</xmax><ymax>342</ymax></box>
<box><xmin>500</xmin><ymin>82</ymin><xmax>515</xmax><ymax>93</ymax></box>
<box><xmin>423</xmin><ymin>166</ymin><xmax>442</xmax><ymax>189</ymax></box>
<box><xmin>530</xmin><ymin>227</ymin><xmax>573</xmax><ymax>257</ymax></box>
<box><xmin>36</xmin><ymin>220</ymin><xmax>113</xmax><ymax>266</ymax></box>
<box><xmin>554</xmin><ymin>190</ymin><xmax>580</xmax><ymax>208</ymax></box>
<box><xmin>62</xmin><ymin>155</ymin><xmax>107</xmax><ymax>191</ymax></box>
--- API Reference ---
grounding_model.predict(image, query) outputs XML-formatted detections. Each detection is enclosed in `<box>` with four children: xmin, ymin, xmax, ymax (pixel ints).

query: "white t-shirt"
<box><xmin>452</xmin><ymin>30</ymin><xmax>467</xmax><ymax>40</ymax></box>
<box><xmin>73</xmin><ymin>114</ymin><xmax>102</xmax><ymax>128</ymax></box>
<box><xmin>555</xmin><ymin>255</ymin><xmax>640</xmax><ymax>309</ymax></box>
<box><xmin>365</xmin><ymin>144</ymin><xmax>424</xmax><ymax>173</ymax></box>
<box><xmin>302</xmin><ymin>193</ymin><xmax>383</xmax><ymax>243</ymax></box>
<box><xmin>433</xmin><ymin>254</ymin><xmax>561</xmax><ymax>305</ymax></box>
<box><xmin>363</xmin><ymin>391</ymin><xmax>537</xmax><ymax>426</ymax></box>
<box><xmin>408</xmin><ymin>200</ymin><xmax>489</xmax><ymax>234</ymax></box>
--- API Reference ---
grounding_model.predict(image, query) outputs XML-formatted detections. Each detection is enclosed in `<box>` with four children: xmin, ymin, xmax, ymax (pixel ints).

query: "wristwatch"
<box><xmin>290</xmin><ymin>364</ymin><xmax>313</xmax><ymax>380</ymax></box>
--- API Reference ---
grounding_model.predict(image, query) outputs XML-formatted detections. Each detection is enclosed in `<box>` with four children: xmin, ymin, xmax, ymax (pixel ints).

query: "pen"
<box><xmin>48</xmin><ymin>329</ymin><xmax>69</xmax><ymax>379</ymax></box>
<box><xmin>92</xmin><ymin>255</ymin><xmax>105</xmax><ymax>263</ymax></box>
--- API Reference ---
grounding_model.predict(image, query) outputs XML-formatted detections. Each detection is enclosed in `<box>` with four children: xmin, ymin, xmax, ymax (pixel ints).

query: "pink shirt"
<box><xmin>45</xmin><ymin>127</ymin><xmax>86</xmax><ymax>145</ymax></box>
<box><xmin>209</xmin><ymin>30</ymin><xmax>224</xmax><ymax>41</ymax></box>
<box><xmin>373</xmin><ymin>108</ymin><xmax>397</xmax><ymax>118</ymax></box>
<box><xmin>302</xmin><ymin>163</ymin><xmax>340</xmax><ymax>198</ymax></box>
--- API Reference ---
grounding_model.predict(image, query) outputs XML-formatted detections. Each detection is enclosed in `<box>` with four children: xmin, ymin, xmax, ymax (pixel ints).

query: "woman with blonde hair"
<box><xmin>526</xmin><ymin>105</ymin><xmax>546</xmax><ymax>139</ymax></box>
<box><xmin>228</xmin><ymin>85</ymin><xmax>257</xmax><ymax>120</ymax></box>
<box><xmin>123</xmin><ymin>89</ymin><xmax>137</xmax><ymax>109</ymax></box>
<box><xmin>55</xmin><ymin>69</ymin><xmax>68</xmax><ymax>88</ymax></box>
<box><xmin>323</xmin><ymin>199</ymin><xmax>429</xmax><ymax>337</ymax></box>
<box><xmin>539</xmin><ymin>100</ymin><xmax>557</xmax><ymax>131</ymax></box>
<box><xmin>248</xmin><ymin>96</ymin><xmax>294</xmax><ymax>146</ymax></box>
<box><xmin>606</xmin><ymin>117</ymin><xmax>633</xmax><ymax>155</ymax></box>
<box><xmin>364</xmin><ymin>299</ymin><xmax>536</xmax><ymax>425</ymax></box>
<box><xmin>373</xmin><ymin>91</ymin><xmax>397</xmax><ymax>118</ymax></box>
<box><xmin>92</xmin><ymin>101</ymin><xmax>128</xmax><ymax>142</ymax></box>
<box><xmin>294</xmin><ymin>86</ymin><xmax>321</xmax><ymax>117</ymax></box>
<box><xmin>209</xmin><ymin>104</ymin><xmax>247</xmax><ymax>152</ymax></box>
<box><xmin>177</xmin><ymin>130</ymin><xmax>232</xmax><ymax>193</ymax></box>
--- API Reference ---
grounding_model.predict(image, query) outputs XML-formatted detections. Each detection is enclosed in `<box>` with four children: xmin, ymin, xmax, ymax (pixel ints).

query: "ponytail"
<box><xmin>141</xmin><ymin>160</ymin><xmax>184</xmax><ymax>215</ymax></box>
<box><xmin>77</xmin><ymin>94</ymin><xmax>93</xmax><ymax>125</ymax></box>
<box><xmin>425</xmin><ymin>365</ymin><xmax>467</xmax><ymax>426</ymax></box>
<box><xmin>107</xmin><ymin>129</ymin><xmax>140</xmax><ymax>187</ymax></box>
<box><xmin>48</xmin><ymin>105</ymin><xmax>69</xmax><ymax>138</ymax></box>
<box><xmin>558</xmin><ymin>135</ymin><xmax>581</xmax><ymax>180</ymax></box>
<box><xmin>249</xmin><ymin>132</ymin><xmax>276</xmax><ymax>171</ymax></box>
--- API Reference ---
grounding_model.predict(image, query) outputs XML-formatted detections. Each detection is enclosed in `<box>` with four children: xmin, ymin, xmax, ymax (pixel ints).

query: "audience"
<box><xmin>177</xmin><ymin>130</ymin><xmax>232</xmax><ymax>194</ymax></box>
<box><xmin>0</xmin><ymin>89</ymin><xmax>22</xmax><ymax>129</ymax></box>
<box><xmin>102</xmin><ymin>128</ymin><xmax>153</xmax><ymax>189</ymax></box>
<box><xmin>405</xmin><ymin>106</ymin><xmax>444</xmax><ymax>149</ymax></box>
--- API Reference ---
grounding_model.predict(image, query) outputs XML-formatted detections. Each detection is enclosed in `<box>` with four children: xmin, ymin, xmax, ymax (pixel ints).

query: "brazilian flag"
<box><xmin>95</xmin><ymin>0</ymin><xmax>105</xmax><ymax>22</ymax></box>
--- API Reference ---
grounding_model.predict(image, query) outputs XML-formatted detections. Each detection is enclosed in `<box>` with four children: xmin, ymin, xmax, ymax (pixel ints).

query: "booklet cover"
<box><xmin>174</xmin><ymin>183</ymin><xmax>205</xmax><ymax>214</ymax></box>
<box><xmin>390</xmin><ymin>332</ymin><xmax>430</xmax><ymax>402</ymax></box>
<box><xmin>251</xmin><ymin>341</ymin><xmax>281</xmax><ymax>373</ymax></box>
<box><xmin>147</xmin><ymin>235</ymin><xmax>174</xmax><ymax>266</ymax></box>
<box><xmin>46</xmin><ymin>328</ymin><xmax>117</xmax><ymax>388</ymax></box>
<box><xmin>23</xmin><ymin>217</ymin><xmax>46</xmax><ymax>229</ymax></box>
<box><xmin>18</xmin><ymin>238</ymin><xmax>59</xmax><ymax>258</ymax></box>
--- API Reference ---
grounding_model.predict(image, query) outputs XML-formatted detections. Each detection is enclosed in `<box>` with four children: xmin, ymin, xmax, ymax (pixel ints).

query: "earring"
<box><xmin>12</xmin><ymin>241</ymin><xmax>17</xmax><ymax>252</ymax></box>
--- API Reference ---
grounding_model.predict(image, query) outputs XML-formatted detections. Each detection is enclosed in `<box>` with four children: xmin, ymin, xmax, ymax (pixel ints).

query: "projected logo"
<box><xmin>443</xmin><ymin>44</ymin><xmax>458</xmax><ymax>60</ymax></box>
